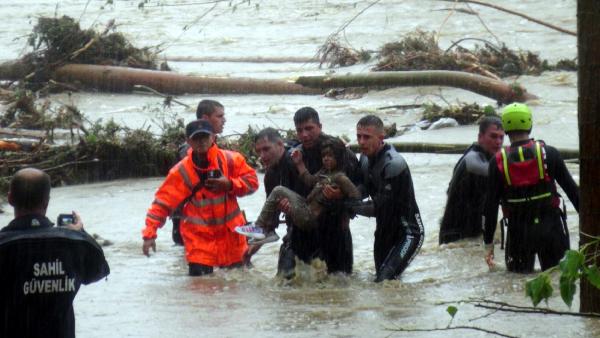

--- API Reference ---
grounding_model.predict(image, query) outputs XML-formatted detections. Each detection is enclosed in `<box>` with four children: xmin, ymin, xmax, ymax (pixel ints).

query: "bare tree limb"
<box><xmin>437</xmin><ymin>0</ymin><xmax>576</xmax><ymax>36</ymax></box>
<box><xmin>133</xmin><ymin>85</ymin><xmax>191</xmax><ymax>108</ymax></box>
<box><xmin>385</xmin><ymin>325</ymin><xmax>518</xmax><ymax>338</ymax></box>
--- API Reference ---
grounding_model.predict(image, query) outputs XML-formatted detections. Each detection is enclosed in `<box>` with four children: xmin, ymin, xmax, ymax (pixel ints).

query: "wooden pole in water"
<box><xmin>578</xmin><ymin>0</ymin><xmax>600</xmax><ymax>313</ymax></box>
<box><xmin>52</xmin><ymin>64</ymin><xmax>322</xmax><ymax>95</ymax></box>
<box><xmin>296</xmin><ymin>71</ymin><xmax>537</xmax><ymax>104</ymax></box>
<box><xmin>347</xmin><ymin>142</ymin><xmax>579</xmax><ymax>160</ymax></box>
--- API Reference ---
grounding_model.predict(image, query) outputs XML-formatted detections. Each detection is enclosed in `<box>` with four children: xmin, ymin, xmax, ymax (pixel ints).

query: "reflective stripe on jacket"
<box><xmin>143</xmin><ymin>144</ymin><xmax>258</xmax><ymax>266</ymax></box>
<box><xmin>495</xmin><ymin>140</ymin><xmax>559</xmax><ymax>210</ymax></box>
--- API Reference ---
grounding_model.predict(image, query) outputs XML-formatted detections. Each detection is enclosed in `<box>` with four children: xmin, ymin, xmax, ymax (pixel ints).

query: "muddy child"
<box><xmin>236</xmin><ymin>138</ymin><xmax>360</xmax><ymax>245</ymax></box>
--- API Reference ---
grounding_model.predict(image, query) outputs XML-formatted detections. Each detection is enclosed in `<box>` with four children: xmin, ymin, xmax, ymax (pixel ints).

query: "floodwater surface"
<box><xmin>1</xmin><ymin>1</ymin><xmax>593</xmax><ymax>337</ymax></box>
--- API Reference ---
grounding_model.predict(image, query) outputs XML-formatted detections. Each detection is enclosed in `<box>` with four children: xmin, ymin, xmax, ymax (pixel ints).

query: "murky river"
<box><xmin>1</xmin><ymin>1</ymin><xmax>595</xmax><ymax>337</ymax></box>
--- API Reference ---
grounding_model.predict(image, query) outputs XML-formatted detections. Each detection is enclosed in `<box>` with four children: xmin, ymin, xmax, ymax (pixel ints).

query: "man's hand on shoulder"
<box><xmin>143</xmin><ymin>238</ymin><xmax>156</xmax><ymax>257</ymax></box>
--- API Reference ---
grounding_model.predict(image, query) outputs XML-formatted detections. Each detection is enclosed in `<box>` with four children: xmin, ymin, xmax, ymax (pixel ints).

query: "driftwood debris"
<box><xmin>52</xmin><ymin>64</ymin><xmax>322</xmax><ymax>95</ymax></box>
<box><xmin>296</xmin><ymin>71</ymin><xmax>536</xmax><ymax>104</ymax></box>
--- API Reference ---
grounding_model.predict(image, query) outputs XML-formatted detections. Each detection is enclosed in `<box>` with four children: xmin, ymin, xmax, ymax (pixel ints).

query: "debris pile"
<box><xmin>373</xmin><ymin>30</ymin><xmax>577</xmax><ymax>78</ymax></box>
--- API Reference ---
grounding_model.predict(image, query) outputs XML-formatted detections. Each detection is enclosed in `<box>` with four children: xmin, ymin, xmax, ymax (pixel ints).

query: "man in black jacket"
<box><xmin>0</xmin><ymin>168</ymin><xmax>110</xmax><ymax>338</ymax></box>
<box><xmin>355</xmin><ymin>115</ymin><xmax>424</xmax><ymax>282</ymax></box>
<box><xmin>483</xmin><ymin>103</ymin><xmax>579</xmax><ymax>272</ymax></box>
<box><xmin>439</xmin><ymin>116</ymin><xmax>504</xmax><ymax>244</ymax></box>
<box><xmin>251</xmin><ymin>107</ymin><xmax>358</xmax><ymax>277</ymax></box>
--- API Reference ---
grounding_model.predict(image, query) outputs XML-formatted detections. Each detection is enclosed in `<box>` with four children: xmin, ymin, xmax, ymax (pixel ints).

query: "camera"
<box><xmin>57</xmin><ymin>213</ymin><xmax>75</xmax><ymax>227</ymax></box>
<box><xmin>207</xmin><ymin>169</ymin><xmax>221</xmax><ymax>179</ymax></box>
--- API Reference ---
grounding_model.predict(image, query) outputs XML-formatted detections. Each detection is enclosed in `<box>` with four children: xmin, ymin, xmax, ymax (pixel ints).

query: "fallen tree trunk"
<box><xmin>0</xmin><ymin>60</ymin><xmax>36</xmax><ymax>81</ymax></box>
<box><xmin>1</xmin><ymin>62</ymin><xmax>536</xmax><ymax>102</ymax></box>
<box><xmin>297</xmin><ymin>71</ymin><xmax>536</xmax><ymax>104</ymax></box>
<box><xmin>53</xmin><ymin>64</ymin><xmax>322</xmax><ymax>95</ymax></box>
<box><xmin>0</xmin><ymin>127</ymin><xmax>47</xmax><ymax>139</ymax></box>
<box><xmin>348</xmin><ymin>142</ymin><xmax>579</xmax><ymax>160</ymax></box>
<box><xmin>164</xmin><ymin>56</ymin><xmax>318</xmax><ymax>63</ymax></box>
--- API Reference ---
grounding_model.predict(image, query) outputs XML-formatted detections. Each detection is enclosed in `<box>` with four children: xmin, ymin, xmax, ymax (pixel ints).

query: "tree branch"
<box><xmin>385</xmin><ymin>325</ymin><xmax>518</xmax><ymax>338</ymax></box>
<box><xmin>436</xmin><ymin>0</ymin><xmax>576</xmax><ymax>36</ymax></box>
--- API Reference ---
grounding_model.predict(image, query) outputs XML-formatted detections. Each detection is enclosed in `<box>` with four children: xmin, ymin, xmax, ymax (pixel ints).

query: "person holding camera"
<box><xmin>142</xmin><ymin>120</ymin><xmax>259</xmax><ymax>276</ymax></box>
<box><xmin>0</xmin><ymin>168</ymin><xmax>110</xmax><ymax>338</ymax></box>
<box><xmin>171</xmin><ymin>99</ymin><xmax>227</xmax><ymax>245</ymax></box>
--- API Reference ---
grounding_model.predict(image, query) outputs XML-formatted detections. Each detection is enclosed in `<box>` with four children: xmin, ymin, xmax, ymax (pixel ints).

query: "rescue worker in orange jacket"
<box><xmin>142</xmin><ymin>120</ymin><xmax>258</xmax><ymax>276</ymax></box>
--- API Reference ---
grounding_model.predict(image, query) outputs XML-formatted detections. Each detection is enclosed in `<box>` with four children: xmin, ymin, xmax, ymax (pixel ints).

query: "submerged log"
<box><xmin>296</xmin><ymin>71</ymin><xmax>537</xmax><ymax>104</ymax></box>
<box><xmin>0</xmin><ymin>127</ymin><xmax>47</xmax><ymax>139</ymax></box>
<box><xmin>347</xmin><ymin>142</ymin><xmax>579</xmax><ymax>160</ymax></box>
<box><xmin>53</xmin><ymin>64</ymin><xmax>321</xmax><ymax>95</ymax></box>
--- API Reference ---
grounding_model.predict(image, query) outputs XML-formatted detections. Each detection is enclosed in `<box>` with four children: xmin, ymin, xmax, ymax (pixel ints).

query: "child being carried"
<box><xmin>236</xmin><ymin>138</ymin><xmax>360</xmax><ymax>245</ymax></box>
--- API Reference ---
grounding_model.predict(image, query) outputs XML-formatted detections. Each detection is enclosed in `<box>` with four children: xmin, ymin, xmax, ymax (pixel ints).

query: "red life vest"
<box><xmin>495</xmin><ymin>140</ymin><xmax>559</xmax><ymax>211</ymax></box>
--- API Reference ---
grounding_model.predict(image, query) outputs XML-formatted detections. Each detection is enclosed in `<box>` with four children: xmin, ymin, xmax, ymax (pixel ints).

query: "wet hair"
<box><xmin>196</xmin><ymin>99</ymin><xmax>223</xmax><ymax>119</ymax></box>
<box><xmin>479</xmin><ymin>115</ymin><xmax>503</xmax><ymax>134</ymax></box>
<box><xmin>9</xmin><ymin>168</ymin><xmax>51</xmax><ymax>210</ymax></box>
<box><xmin>293</xmin><ymin>107</ymin><xmax>320</xmax><ymax>125</ymax></box>
<box><xmin>320</xmin><ymin>137</ymin><xmax>347</xmax><ymax>171</ymax></box>
<box><xmin>356</xmin><ymin>115</ymin><xmax>384</xmax><ymax>133</ymax></box>
<box><xmin>254</xmin><ymin>127</ymin><xmax>282</xmax><ymax>144</ymax></box>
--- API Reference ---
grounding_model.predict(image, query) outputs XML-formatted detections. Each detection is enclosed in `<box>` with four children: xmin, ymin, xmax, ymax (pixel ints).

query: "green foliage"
<box><xmin>526</xmin><ymin>273</ymin><xmax>554</xmax><ymax>307</ymax></box>
<box><xmin>446</xmin><ymin>305</ymin><xmax>458</xmax><ymax>318</ymax></box>
<box><xmin>525</xmin><ymin>245</ymin><xmax>600</xmax><ymax>308</ymax></box>
<box><xmin>559</xmin><ymin>275</ymin><xmax>577</xmax><ymax>307</ymax></box>
<box><xmin>583</xmin><ymin>265</ymin><xmax>600</xmax><ymax>289</ymax></box>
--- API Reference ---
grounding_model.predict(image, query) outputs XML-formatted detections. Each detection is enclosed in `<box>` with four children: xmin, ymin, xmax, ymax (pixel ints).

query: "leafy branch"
<box><xmin>386</xmin><ymin>305</ymin><xmax>516</xmax><ymax>338</ymax></box>
<box><xmin>525</xmin><ymin>236</ymin><xmax>600</xmax><ymax>308</ymax></box>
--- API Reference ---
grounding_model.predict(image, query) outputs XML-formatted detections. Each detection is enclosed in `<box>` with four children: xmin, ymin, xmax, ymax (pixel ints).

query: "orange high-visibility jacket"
<box><xmin>143</xmin><ymin>144</ymin><xmax>258</xmax><ymax>266</ymax></box>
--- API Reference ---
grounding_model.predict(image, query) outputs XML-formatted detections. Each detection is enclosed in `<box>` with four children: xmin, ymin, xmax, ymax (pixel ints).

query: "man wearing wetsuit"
<box><xmin>439</xmin><ymin>116</ymin><xmax>504</xmax><ymax>244</ymax></box>
<box><xmin>483</xmin><ymin>103</ymin><xmax>579</xmax><ymax>272</ymax></box>
<box><xmin>260</xmin><ymin>108</ymin><xmax>358</xmax><ymax>277</ymax></box>
<box><xmin>355</xmin><ymin>115</ymin><xmax>424</xmax><ymax>282</ymax></box>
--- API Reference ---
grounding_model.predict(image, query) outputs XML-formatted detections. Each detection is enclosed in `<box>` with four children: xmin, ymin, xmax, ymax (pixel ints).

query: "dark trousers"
<box><xmin>188</xmin><ymin>262</ymin><xmax>243</xmax><ymax>276</ymax></box>
<box><xmin>505</xmin><ymin>208</ymin><xmax>569</xmax><ymax>273</ymax></box>
<box><xmin>277</xmin><ymin>211</ymin><xmax>353</xmax><ymax>278</ymax></box>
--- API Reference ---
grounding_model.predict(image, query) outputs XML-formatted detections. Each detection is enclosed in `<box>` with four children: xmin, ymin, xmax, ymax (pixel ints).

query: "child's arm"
<box><xmin>332</xmin><ymin>173</ymin><xmax>361</xmax><ymax>199</ymax></box>
<box><xmin>292</xmin><ymin>149</ymin><xmax>319</xmax><ymax>188</ymax></box>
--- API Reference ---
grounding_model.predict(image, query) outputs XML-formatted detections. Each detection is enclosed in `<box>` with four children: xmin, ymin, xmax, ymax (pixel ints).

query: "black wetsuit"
<box><xmin>273</xmin><ymin>134</ymin><xmax>358</xmax><ymax>276</ymax></box>
<box><xmin>358</xmin><ymin>144</ymin><xmax>424</xmax><ymax>282</ymax></box>
<box><xmin>483</xmin><ymin>139</ymin><xmax>579</xmax><ymax>272</ymax></box>
<box><xmin>439</xmin><ymin>144</ymin><xmax>492</xmax><ymax>244</ymax></box>
<box><xmin>0</xmin><ymin>214</ymin><xmax>110</xmax><ymax>338</ymax></box>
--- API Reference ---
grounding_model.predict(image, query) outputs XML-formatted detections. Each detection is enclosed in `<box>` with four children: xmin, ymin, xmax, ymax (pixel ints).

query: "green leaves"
<box><xmin>559</xmin><ymin>275</ymin><xmax>576</xmax><ymax>307</ymax></box>
<box><xmin>583</xmin><ymin>265</ymin><xmax>600</xmax><ymax>289</ymax></box>
<box><xmin>446</xmin><ymin>305</ymin><xmax>458</xmax><ymax>318</ymax></box>
<box><xmin>559</xmin><ymin>250</ymin><xmax>584</xmax><ymax>278</ymax></box>
<box><xmin>526</xmin><ymin>273</ymin><xmax>553</xmax><ymax>307</ymax></box>
<box><xmin>557</xmin><ymin>250</ymin><xmax>584</xmax><ymax>308</ymax></box>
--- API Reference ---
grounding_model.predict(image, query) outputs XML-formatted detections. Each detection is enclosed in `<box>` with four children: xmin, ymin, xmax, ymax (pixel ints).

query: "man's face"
<box><xmin>204</xmin><ymin>107</ymin><xmax>226</xmax><ymax>134</ymax></box>
<box><xmin>187</xmin><ymin>133</ymin><xmax>214</xmax><ymax>154</ymax></box>
<box><xmin>295</xmin><ymin>119</ymin><xmax>322</xmax><ymax>149</ymax></box>
<box><xmin>478</xmin><ymin>124</ymin><xmax>505</xmax><ymax>155</ymax></box>
<box><xmin>356</xmin><ymin>124</ymin><xmax>384</xmax><ymax>157</ymax></box>
<box><xmin>254</xmin><ymin>137</ymin><xmax>284</xmax><ymax>168</ymax></box>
